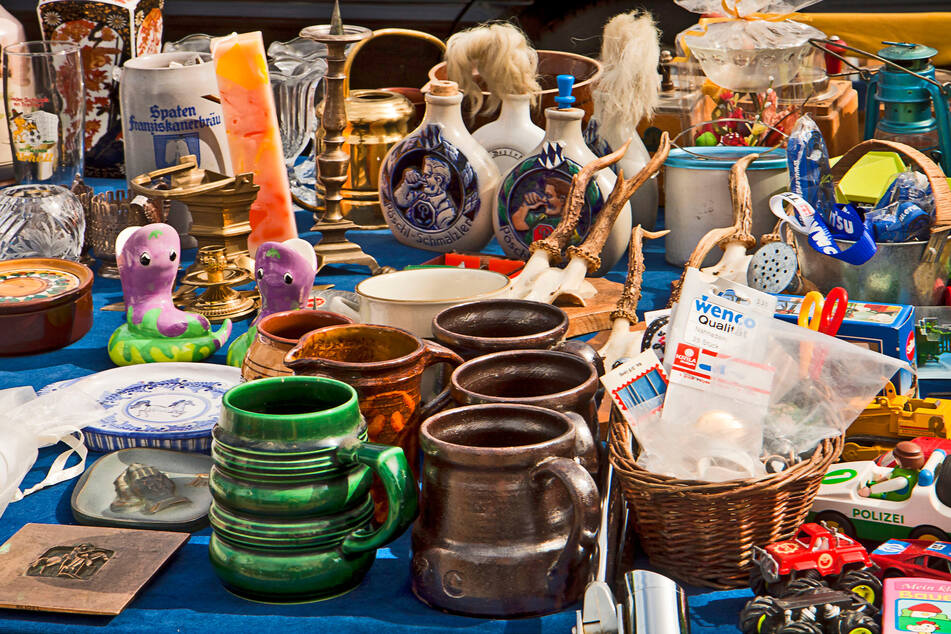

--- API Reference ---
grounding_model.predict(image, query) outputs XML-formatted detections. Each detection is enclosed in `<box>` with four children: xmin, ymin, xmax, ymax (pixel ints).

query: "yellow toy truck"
<box><xmin>843</xmin><ymin>382</ymin><xmax>951</xmax><ymax>461</ymax></box>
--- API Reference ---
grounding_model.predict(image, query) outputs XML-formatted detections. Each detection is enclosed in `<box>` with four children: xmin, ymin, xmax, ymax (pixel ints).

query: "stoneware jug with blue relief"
<box><xmin>494</xmin><ymin>75</ymin><xmax>630</xmax><ymax>275</ymax></box>
<box><xmin>379</xmin><ymin>80</ymin><xmax>499</xmax><ymax>253</ymax></box>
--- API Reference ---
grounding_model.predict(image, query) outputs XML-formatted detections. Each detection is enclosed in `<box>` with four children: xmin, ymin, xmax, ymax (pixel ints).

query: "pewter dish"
<box><xmin>71</xmin><ymin>448</ymin><xmax>213</xmax><ymax>532</ymax></box>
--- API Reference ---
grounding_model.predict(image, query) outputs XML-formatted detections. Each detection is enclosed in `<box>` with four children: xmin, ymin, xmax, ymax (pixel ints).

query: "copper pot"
<box><xmin>428</xmin><ymin>50</ymin><xmax>602</xmax><ymax>130</ymax></box>
<box><xmin>412</xmin><ymin>403</ymin><xmax>599</xmax><ymax>617</ymax></box>
<box><xmin>241</xmin><ymin>309</ymin><xmax>353</xmax><ymax>381</ymax></box>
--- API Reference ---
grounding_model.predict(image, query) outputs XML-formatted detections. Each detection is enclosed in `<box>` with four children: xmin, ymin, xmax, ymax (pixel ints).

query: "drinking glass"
<box><xmin>3</xmin><ymin>41</ymin><xmax>84</xmax><ymax>185</ymax></box>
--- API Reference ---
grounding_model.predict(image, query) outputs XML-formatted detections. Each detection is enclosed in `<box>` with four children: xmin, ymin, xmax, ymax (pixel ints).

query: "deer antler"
<box><xmin>612</xmin><ymin>225</ymin><xmax>670</xmax><ymax>322</ymax></box>
<box><xmin>529</xmin><ymin>137</ymin><xmax>632</xmax><ymax>264</ymax></box>
<box><xmin>566</xmin><ymin>132</ymin><xmax>671</xmax><ymax>274</ymax></box>
<box><xmin>668</xmin><ymin>152</ymin><xmax>759</xmax><ymax>305</ymax></box>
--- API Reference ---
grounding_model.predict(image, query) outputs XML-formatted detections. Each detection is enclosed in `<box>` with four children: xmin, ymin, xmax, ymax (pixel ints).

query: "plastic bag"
<box><xmin>0</xmin><ymin>385</ymin><xmax>102</xmax><ymax>520</ymax></box>
<box><xmin>635</xmin><ymin>270</ymin><xmax>907</xmax><ymax>482</ymax></box>
<box><xmin>674</xmin><ymin>0</ymin><xmax>820</xmax><ymax>15</ymax></box>
<box><xmin>786</xmin><ymin>115</ymin><xmax>836</xmax><ymax>219</ymax></box>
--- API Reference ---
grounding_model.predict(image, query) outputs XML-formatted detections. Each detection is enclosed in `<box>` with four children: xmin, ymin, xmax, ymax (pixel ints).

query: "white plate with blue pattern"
<box><xmin>40</xmin><ymin>363</ymin><xmax>242</xmax><ymax>453</ymax></box>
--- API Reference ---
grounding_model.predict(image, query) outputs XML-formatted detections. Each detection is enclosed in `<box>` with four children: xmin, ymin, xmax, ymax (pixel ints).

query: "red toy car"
<box><xmin>870</xmin><ymin>539</ymin><xmax>951</xmax><ymax>580</ymax></box>
<box><xmin>751</xmin><ymin>523</ymin><xmax>882</xmax><ymax>605</ymax></box>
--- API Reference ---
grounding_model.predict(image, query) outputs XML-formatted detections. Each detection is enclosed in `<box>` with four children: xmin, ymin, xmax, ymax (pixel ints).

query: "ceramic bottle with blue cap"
<box><xmin>494</xmin><ymin>75</ymin><xmax>630</xmax><ymax>274</ymax></box>
<box><xmin>379</xmin><ymin>79</ymin><xmax>500</xmax><ymax>252</ymax></box>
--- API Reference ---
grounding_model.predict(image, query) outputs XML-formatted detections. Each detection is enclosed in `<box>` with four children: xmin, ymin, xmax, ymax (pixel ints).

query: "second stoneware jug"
<box><xmin>379</xmin><ymin>80</ymin><xmax>500</xmax><ymax>253</ymax></box>
<box><xmin>208</xmin><ymin>376</ymin><xmax>418</xmax><ymax>602</ymax></box>
<box><xmin>412</xmin><ymin>403</ymin><xmax>599</xmax><ymax>617</ymax></box>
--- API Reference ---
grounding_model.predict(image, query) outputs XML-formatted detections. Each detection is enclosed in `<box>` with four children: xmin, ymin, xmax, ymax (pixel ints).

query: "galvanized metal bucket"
<box><xmin>796</xmin><ymin>231</ymin><xmax>951</xmax><ymax>305</ymax></box>
<box><xmin>795</xmin><ymin>139</ymin><xmax>951</xmax><ymax>305</ymax></box>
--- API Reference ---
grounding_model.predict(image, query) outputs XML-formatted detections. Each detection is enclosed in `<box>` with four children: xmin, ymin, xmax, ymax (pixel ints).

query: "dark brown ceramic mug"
<box><xmin>431</xmin><ymin>298</ymin><xmax>605</xmax><ymax>376</ymax></box>
<box><xmin>449</xmin><ymin>348</ymin><xmax>601</xmax><ymax>475</ymax></box>
<box><xmin>284</xmin><ymin>324</ymin><xmax>463</xmax><ymax>519</ymax></box>
<box><xmin>412</xmin><ymin>403</ymin><xmax>600</xmax><ymax>618</ymax></box>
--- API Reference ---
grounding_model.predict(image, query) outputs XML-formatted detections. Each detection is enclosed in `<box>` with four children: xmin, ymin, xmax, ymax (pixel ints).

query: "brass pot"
<box><xmin>315</xmin><ymin>89</ymin><xmax>415</xmax><ymax>228</ymax></box>
<box><xmin>87</xmin><ymin>190</ymin><xmax>165</xmax><ymax>278</ymax></box>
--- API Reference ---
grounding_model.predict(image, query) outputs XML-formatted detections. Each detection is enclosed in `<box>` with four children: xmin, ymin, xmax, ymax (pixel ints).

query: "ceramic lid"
<box><xmin>664</xmin><ymin>146</ymin><xmax>788</xmax><ymax>171</ymax></box>
<box><xmin>0</xmin><ymin>257</ymin><xmax>93</xmax><ymax>315</ymax></box>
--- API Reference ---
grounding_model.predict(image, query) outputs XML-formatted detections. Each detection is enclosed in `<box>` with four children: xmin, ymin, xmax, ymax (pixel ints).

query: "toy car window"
<box><xmin>927</xmin><ymin>557</ymin><xmax>951</xmax><ymax>573</ymax></box>
<box><xmin>914</xmin><ymin>556</ymin><xmax>926</xmax><ymax>566</ymax></box>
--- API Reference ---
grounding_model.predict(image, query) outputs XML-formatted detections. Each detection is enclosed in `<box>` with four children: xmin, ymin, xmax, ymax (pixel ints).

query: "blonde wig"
<box><xmin>445</xmin><ymin>22</ymin><xmax>541</xmax><ymax>118</ymax></box>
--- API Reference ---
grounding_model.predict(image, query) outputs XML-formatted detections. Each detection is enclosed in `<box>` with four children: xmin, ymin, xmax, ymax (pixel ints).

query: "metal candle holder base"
<box><xmin>301</xmin><ymin>6</ymin><xmax>391</xmax><ymax>275</ymax></box>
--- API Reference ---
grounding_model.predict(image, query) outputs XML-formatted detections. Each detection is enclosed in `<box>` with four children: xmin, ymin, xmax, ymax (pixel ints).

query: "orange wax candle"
<box><xmin>212</xmin><ymin>32</ymin><xmax>297</xmax><ymax>255</ymax></box>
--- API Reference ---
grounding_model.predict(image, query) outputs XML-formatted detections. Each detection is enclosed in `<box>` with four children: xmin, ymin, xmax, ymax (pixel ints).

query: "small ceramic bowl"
<box><xmin>0</xmin><ymin>257</ymin><xmax>93</xmax><ymax>356</ymax></box>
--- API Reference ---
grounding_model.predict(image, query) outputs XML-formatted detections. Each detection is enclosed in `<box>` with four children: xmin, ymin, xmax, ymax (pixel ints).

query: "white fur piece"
<box><xmin>591</xmin><ymin>11</ymin><xmax>661</xmax><ymax>132</ymax></box>
<box><xmin>445</xmin><ymin>22</ymin><xmax>542</xmax><ymax>119</ymax></box>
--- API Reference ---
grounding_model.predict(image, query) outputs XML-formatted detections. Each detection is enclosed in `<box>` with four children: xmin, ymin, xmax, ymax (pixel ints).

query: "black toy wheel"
<box><xmin>781</xmin><ymin>576</ymin><xmax>826</xmax><ymax>597</ymax></box>
<box><xmin>882</xmin><ymin>568</ymin><xmax>904</xmax><ymax>579</ymax></box>
<box><xmin>640</xmin><ymin>315</ymin><xmax>668</xmax><ymax>362</ymax></box>
<box><xmin>831</xmin><ymin>610</ymin><xmax>881</xmax><ymax>634</ymax></box>
<box><xmin>739</xmin><ymin>595</ymin><xmax>783</xmax><ymax>634</ymax></box>
<box><xmin>814</xmin><ymin>510</ymin><xmax>857</xmax><ymax>539</ymax></box>
<box><xmin>776</xmin><ymin>622</ymin><xmax>823</xmax><ymax>634</ymax></box>
<box><xmin>835</xmin><ymin>569</ymin><xmax>883</xmax><ymax>608</ymax></box>
<box><xmin>910</xmin><ymin>525</ymin><xmax>950</xmax><ymax>542</ymax></box>
<box><xmin>749</xmin><ymin>565</ymin><xmax>768</xmax><ymax>597</ymax></box>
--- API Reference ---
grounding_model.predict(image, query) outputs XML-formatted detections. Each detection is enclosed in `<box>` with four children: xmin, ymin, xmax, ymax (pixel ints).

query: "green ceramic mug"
<box><xmin>209</xmin><ymin>376</ymin><xmax>418</xmax><ymax>602</ymax></box>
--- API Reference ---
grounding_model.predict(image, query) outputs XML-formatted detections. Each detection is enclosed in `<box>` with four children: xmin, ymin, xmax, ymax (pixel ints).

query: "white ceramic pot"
<box><xmin>328</xmin><ymin>268</ymin><xmax>511</xmax><ymax>338</ymax></box>
<box><xmin>663</xmin><ymin>146</ymin><xmax>789</xmax><ymax>267</ymax></box>
<box><xmin>379</xmin><ymin>81</ymin><xmax>500</xmax><ymax>253</ymax></box>
<box><xmin>472</xmin><ymin>94</ymin><xmax>545</xmax><ymax>176</ymax></box>
<box><xmin>494</xmin><ymin>106</ymin><xmax>630</xmax><ymax>276</ymax></box>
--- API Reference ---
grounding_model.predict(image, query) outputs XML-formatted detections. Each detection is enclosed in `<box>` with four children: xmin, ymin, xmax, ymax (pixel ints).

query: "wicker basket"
<box><xmin>608</xmin><ymin>414</ymin><xmax>843</xmax><ymax>589</ymax></box>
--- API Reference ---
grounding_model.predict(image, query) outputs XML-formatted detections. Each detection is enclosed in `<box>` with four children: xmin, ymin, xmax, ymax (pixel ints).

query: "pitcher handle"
<box><xmin>336</xmin><ymin>439</ymin><xmax>419</xmax><ymax>556</ymax></box>
<box><xmin>328</xmin><ymin>296</ymin><xmax>361</xmax><ymax>322</ymax></box>
<box><xmin>417</xmin><ymin>339</ymin><xmax>464</xmax><ymax>421</ymax></box>
<box><xmin>532</xmin><ymin>456</ymin><xmax>599</xmax><ymax>588</ymax></box>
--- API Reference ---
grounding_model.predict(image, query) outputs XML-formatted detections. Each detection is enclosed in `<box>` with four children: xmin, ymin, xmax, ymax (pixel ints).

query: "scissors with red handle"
<box><xmin>797</xmin><ymin>287</ymin><xmax>848</xmax><ymax>336</ymax></box>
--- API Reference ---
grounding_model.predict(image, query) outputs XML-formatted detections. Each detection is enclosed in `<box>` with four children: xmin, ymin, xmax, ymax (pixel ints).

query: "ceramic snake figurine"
<box><xmin>108</xmin><ymin>223</ymin><xmax>232</xmax><ymax>365</ymax></box>
<box><xmin>226</xmin><ymin>238</ymin><xmax>317</xmax><ymax>366</ymax></box>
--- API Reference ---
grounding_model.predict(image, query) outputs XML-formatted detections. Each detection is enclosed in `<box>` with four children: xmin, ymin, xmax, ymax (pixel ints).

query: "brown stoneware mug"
<box><xmin>449</xmin><ymin>348</ymin><xmax>602</xmax><ymax>475</ymax></box>
<box><xmin>412</xmin><ymin>403</ymin><xmax>600</xmax><ymax>618</ymax></box>
<box><xmin>241</xmin><ymin>309</ymin><xmax>354</xmax><ymax>381</ymax></box>
<box><xmin>284</xmin><ymin>323</ymin><xmax>464</xmax><ymax>480</ymax></box>
<box><xmin>431</xmin><ymin>299</ymin><xmax>569</xmax><ymax>360</ymax></box>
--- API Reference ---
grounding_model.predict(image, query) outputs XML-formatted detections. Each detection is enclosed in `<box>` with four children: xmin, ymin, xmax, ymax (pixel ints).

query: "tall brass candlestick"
<box><xmin>300</xmin><ymin>3</ymin><xmax>390</xmax><ymax>274</ymax></box>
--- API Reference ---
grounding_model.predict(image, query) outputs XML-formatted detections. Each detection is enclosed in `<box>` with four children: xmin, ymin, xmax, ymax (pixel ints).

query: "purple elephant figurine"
<box><xmin>108</xmin><ymin>222</ymin><xmax>232</xmax><ymax>365</ymax></box>
<box><xmin>226</xmin><ymin>238</ymin><xmax>317</xmax><ymax>366</ymax></box>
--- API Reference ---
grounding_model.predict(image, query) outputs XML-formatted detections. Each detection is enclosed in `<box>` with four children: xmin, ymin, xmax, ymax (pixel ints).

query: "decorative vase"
<box><xmin>37</xmin><ymin>0</ymin><xmax>165</xmax><ymax>177</ymax></box>
<box><xmin>379</xmin><ymin>79</ymin><xmax>499</xmax><ymax>253</ymax></box>
<box><xmin>209</xmin><ymin>376</ymin><xmax>418</xmax><ymax>602</ymax></box>
<box><xmin>494</xmin><ymin>77</ymin><xmax>630</xmax><ymax>275</ymax></box>
<box><xmin>472</xmin><ymin>94</ymin><xmax>545</xmax><ymax>176</ymax></box>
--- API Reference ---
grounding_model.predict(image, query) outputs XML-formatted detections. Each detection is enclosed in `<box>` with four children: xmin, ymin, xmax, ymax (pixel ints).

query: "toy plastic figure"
<box><xmin>860</xmin><ymin>441</ymin><xmax>926</xmax><ymax>501</ymax></box>
<box><xmin>811</xmin><ymin>447</ymin><xmax>951</xmax><ymax>543</ymax></box>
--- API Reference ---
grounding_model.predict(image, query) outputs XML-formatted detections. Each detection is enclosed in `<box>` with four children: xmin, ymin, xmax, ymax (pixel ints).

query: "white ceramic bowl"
<box><xmin>329</xmin><ymin>268</ymin><xmax>512</xmax><ymax>337</ymax></box>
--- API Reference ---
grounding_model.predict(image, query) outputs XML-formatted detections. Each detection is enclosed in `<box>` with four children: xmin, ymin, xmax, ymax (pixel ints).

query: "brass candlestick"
<box><xmin>300</xmin><ymin>3</ymin><xmax>391</xmax><ymax>274</ymax></box>
<box><xmin>177</xmin><ymin>246</ymin><xmax>257</xmax><ymax>323</ymax></box>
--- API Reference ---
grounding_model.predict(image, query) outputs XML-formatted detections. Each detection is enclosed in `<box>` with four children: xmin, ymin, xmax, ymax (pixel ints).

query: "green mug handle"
<box><xmin>336</xmin><ymin>438</ymin><xmax>419</xmax><ymax>556</ymax></box>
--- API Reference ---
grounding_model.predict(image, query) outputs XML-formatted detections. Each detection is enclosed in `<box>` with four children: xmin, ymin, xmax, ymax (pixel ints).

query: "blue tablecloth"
<box><xmin>0</xmin><ymin>181</ymin><xmax>752</xmax><ymax>633</ymax></box>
